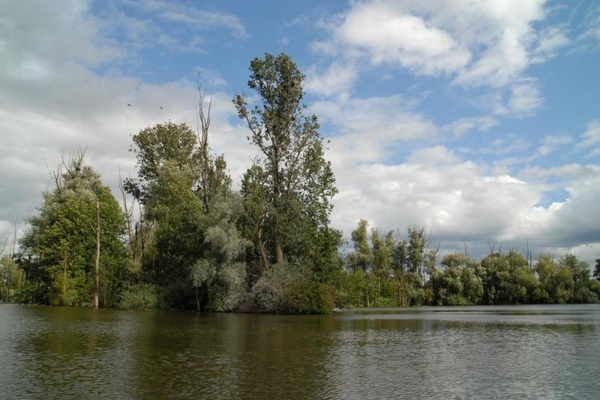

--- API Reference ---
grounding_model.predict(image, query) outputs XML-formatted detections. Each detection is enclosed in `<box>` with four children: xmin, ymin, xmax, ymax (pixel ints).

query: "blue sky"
<box><xmin>1</xmin><ymin>0</ymin><xmax>599</xmax><ymax>264</ymax></box>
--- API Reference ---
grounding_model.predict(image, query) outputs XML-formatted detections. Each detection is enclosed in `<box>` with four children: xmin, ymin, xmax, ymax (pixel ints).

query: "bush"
<box><xmin>252</xmin><ymin>263</ymin><xmax>335</xmax><ymax>314</ymax></box>
<box><xmin>13</xmin><ymin>280</ymin><xmax>46</xmax><ymax>304</ymax></box>
<box><xmin>210</xmin><ymin>262</ymin><xmax>248</xmax><ymax>312</ymax></box>
<box><xmin>117</xmin><ymin>284</ymin><xmax>162</xmax><ymax>310</ymax></box>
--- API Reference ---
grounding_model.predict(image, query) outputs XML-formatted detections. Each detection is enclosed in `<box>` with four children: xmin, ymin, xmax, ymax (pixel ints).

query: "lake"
<box><xmin>1</xmin><ymin>304</ymin><xmax>599</xmax><ymax>399</ymax></box>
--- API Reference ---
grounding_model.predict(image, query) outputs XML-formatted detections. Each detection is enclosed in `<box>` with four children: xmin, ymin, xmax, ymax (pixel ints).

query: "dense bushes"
<box><xmin>117</xmin><ymin>284</ymin><xmax>163</xmax><ymax>310</ymax></box>
<box><xmin>252</xmin><ymin>263</ymin><xmax>335</xmax><ymax>314</ymax></box>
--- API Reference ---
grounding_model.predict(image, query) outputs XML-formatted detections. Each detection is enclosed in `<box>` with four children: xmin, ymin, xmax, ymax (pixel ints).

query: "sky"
<box><xmin>1</xmin><ymin>0</ymin><xmax>599</xmax><ymax>265</ymax></box>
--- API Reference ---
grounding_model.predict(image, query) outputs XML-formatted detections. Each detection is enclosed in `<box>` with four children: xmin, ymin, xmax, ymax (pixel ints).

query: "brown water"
<box><xmin>1</xmin><ymin>304</ymin><xmax>599</xmax><ymax>399</ymax></box>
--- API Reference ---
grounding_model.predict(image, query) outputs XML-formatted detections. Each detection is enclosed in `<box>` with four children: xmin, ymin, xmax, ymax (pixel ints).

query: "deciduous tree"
<box><xmin>19</xmin><ymin>153</ymin><xmax>127</xmax><ymax>306</ymax></box>
<box><xmin>233</xmin><ymin>53</ymin><xmax>338</xmax><ymax>270</ymax></box>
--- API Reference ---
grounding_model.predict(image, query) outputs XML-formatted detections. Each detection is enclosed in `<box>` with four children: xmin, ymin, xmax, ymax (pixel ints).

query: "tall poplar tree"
<box><xmin>233</xmin><ymin>53</ymin><xmax>339</xmax><ymax>271</ymax></box>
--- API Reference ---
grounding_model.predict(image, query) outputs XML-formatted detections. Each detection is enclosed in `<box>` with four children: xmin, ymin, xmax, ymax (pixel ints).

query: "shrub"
<box><xmin>117</xmin><ymin>284</ymin><xmax>162</xmax><ymax>310</ymax></box>
<box><xmin>252</xmin><ymin>263</ymin><xmax>335</xmax><ymax>314</ymax></box>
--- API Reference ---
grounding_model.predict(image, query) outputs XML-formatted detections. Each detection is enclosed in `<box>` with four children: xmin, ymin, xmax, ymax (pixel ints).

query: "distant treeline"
<box><xmin>3</xmin><ymin>53</ymin><xmax>599</xmax><ymax>312</ymax></box>
<box><xmin>339</xmin><ymin>220</ymin><xmax>600</xmax><ymax>307</ymax></box>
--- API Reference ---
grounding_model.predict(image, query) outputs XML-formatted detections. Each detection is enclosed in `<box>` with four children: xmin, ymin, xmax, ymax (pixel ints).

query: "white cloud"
<box><xmin>445</xmin><ymin>116</ymin><xmax>498</xmax><ymax>136</ymax></box>
<box><xmin>0</xmin><ymin>0</ymin><xmax>252</xmax><ymax>248</ymax></box>
<box><xmin>506</xmin><ymin>80</ymin><xmax>544</xmax><ymax>117</ymax></box>
<box><xmin>334</xmin><ymin>4</ymin><xmax>471</xmax><ymax>75</ymax></box>
<box><xmin>333</xmin><ymin>144</ymin><xmax>600</xmax><ymax>263</ymax></box>
<box><xmin>532</xmin><ymin>25</ymin><xmax>570</xmax><ymax>63</ymax></box>
<box><xmin>331</xmin><ymin>145</ymin><xmax>544</xmax><ymax>241</ymax></box>
<box><xmin>311</xmin><ymin>95</ymin><xmax>437</xmax><ymax>166</ymax></box>
<box><xmin>485</xmin><ymin>135</ymin><xmax>531</xmax><ymax>155</ymax></box>
<box><xmin>305</xmin><ymin>62</ymin><xmax>358</xmax><ymax>98</ymax></box>
<box><xmin>0</xmin><ymin>1</ymin><xmax>122</xmax><ymax>69</ymax></box>
<box><xmin>130</xmin><ymin>0</ymin><xmax>248</xmax><ymax>39</ymax></box>
<box><xmin>571</xmin><ymin>5</ymin><xmax>600</xmax><ymax>54</ymax></box>
<box><xmin>1</xmin><ymin>0</ymin><xmax>598</xmax><ymax>269</ymax></box>
<box><xmin>310</xmin><ymin>0</ymin><xmax>552</xmax><ymax>97</ymax></box>
<box><xmin>540</xmin><ymin>174</ymin><xmax>600</xmax><ymax>247</ymax></box>
<box><xmin>575</xmin><ymin>120</ymin><xmax>600</xmax><ymax>157</ymax></box>
<box><xmin>538</xmin><ymin>135</ymin><xmax>573</xmax><ymax>156</ymax></box>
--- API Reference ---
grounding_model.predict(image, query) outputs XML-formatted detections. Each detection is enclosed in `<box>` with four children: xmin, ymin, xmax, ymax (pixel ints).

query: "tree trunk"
<box><xmin>258</xmin><ymin>207</ymin><xmax>270</xmax><ymax>271</ymax></box>
<box><xmin>259</xmin><ymin>239</ymin><xmax>269</xmax><ymax>272</ymax></box>
<box><xmin>275</xmin><ymin>235</ymin><xmax>284</xmax><ymax>265</ymax></box>
<box><xmin>62</xmin><ymin>250</ymin><xmax>68</xmax><ymax>305</ymax></box>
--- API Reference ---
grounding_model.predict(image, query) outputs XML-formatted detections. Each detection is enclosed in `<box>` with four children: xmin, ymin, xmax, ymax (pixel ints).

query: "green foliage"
<box><xmin>117</xmin><ymin>284</ymin><xmax>162</xmax><ymax>310</ymax></box>
<box><xmin>18</xmin><ymin>154</ymin><xmax>128</xmax><ymax>306</ymax></box>
<box><xmin>190</xmin><ymin>193</ymin><xmax>249</xmax><ymax>312</ymax></box>
<box><xmin>0</xmin><ymin>255</ymin><xmax>20</xmax><ymax>302</ymax></box>
<box><xmin>123</xmin><ymin>120</ymin><xmax>235</xmax><ymax>309</ymax></box>
<box><xmin>17</xmin><ymin>55</ymin><xmax>599</xmax><ymax>314</ymax></box>
<box><xmin>340</xmin><ymin>224</ymin><xmax>599</xmax><ymax>308</ymax></box>
<box><xmin>234</xmin><ymin>53</ymin><xmax>338</xmax><ymax>271</ymax></box>
<box><xmin>350</xmin><ymin>219</ymin><xmax>371</xmax><ymax>271</ymax></box>
<box><xmin>124</xmin><ymin>122</ymin><xmax>199</xmax><ymax>203</ymax></box>
<box><xmin>143</xmin><ymin>162</ymin><xmax>205</xmax><ymax>285</ymax></box>
<box><xmin>594</xmin><ymin>259</ymin><xmax>600</xmax><ymax>281</ymax></box>
<box><xmin>252</xmin><ymin>263</ymin><xmax>335</xmax><ymax>313</ymax></box>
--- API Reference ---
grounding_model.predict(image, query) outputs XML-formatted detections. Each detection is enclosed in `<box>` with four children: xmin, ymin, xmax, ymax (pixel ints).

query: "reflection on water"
<box><xmin>1</xmin><ymin>304</ymin><xmax>599</xmax><ymax>399</ymax></box>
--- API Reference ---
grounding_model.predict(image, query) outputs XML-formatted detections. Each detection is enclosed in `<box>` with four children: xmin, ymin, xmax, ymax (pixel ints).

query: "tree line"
<box><xmin>4</xmin><ymin>53</ymin><xmax>600</xmax><ymax>312</ymax></box>
<box><xmin>339</xmin><ymin>220</ymin><xmax>600</xmax><ymax>307</ymax></box>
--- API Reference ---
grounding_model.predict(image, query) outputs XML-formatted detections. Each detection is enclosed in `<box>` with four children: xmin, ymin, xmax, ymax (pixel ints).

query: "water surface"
<box><xmin>1</xmin><ymin>304</ymin><xmax>598</xmax><ymax>399</ymax></box>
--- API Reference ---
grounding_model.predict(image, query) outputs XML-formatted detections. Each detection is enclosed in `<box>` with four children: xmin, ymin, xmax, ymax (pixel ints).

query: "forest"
<box><xmin>2</xmin><ymin>53</ymin><xmax>600</xmax><ymax>313</ymax></box>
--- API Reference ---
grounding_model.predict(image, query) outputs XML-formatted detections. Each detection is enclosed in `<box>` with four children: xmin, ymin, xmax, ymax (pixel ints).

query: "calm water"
<box><xmin>1</xmin><ymin>304</ymin><xmax>599</xmax><ymax>399</ymax></box>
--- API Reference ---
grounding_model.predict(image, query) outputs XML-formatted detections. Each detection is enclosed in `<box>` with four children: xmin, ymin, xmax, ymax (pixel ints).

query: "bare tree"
<box><xmin>0</xmin><ymin>236</ymin><xmax>7</xmax><ymax>257</ymax></box>
<box><xmin>196</xmin><ymin>80</ymin><xmax>212</xmax><ymax>213</ymax></box>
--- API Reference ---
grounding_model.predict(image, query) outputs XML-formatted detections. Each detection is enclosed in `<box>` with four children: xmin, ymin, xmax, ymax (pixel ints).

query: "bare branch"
<box><xmin>196</xmin><ymin>78</ymin><xmax>214</xmax><ymax>213</ymax></box>
<box><xmin>488</xmin><ymin>240</ymin><xmax>496</xmax><ymax>254</ymax></box>
<box><xmin>10</xmin><ymin>221</ymin><xmax>17</xmax><ymax>257</ymax></box>
<box><xmin>0</xmin><ymin>236</ymin><xmax>8</xmax><ymax>257</ymax></box>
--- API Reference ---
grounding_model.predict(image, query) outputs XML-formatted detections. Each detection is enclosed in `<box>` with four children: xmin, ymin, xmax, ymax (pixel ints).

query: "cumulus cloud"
<box><xmin>305</xmin><ymin>62</ymin><xmax>358</xmax><ymax>98</ymax></box>
<box><xmin>309</xmin><ymin>0</ymin><xmax>553</xmax><ymax>97</ymax></box>
<box><xmin>333</xmin><ymin>4</ymin><xmax>471</xmax><ymax>75</ymax></box>
<box><xmin>334</xmin><ymin>142</ymin><xmax>600</xmax><ymax>262</ymax></box>
<box><xmin>0</xmin><ymin>0</ymin><xmax>251</xmax><ymax>250</ymax></box>
<box><xmin>527</xmin><ymin>168</ymin><xmax>600</xmax><ymax>247</ymax></box>
<box><xmin>1</xmin><ymin>0</ymin><xmax>597</xmax><ymax>268</ymax></box>
<box><xmin>331</xmin><ymin>145</ymin><xmax>543</xmax><ymax>241</ymax></box>
<box><xmin>311</xmin><ymin>95</ymin><xmax>437</xmax><ymax>166</ymax></box>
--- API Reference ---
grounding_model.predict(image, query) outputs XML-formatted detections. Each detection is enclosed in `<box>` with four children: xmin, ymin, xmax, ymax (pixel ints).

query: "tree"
<box><xmin>0</xmin><ymin>255</ymin><xmax>19</xmax><ymax>303</ymax></box>
<box><xmin>143</xmin><ymin>162</ymin><xmax>205</xmax><ymax>286</ymax></box>
<box><xmin>19</xmin><ymin>153</ymin><xmax>127</xmax><ymax>306</ymax></box>
<box><xmin>407</xmin><ymin>227</ymin><xmax>427</xmax><ymax>278</ymax></box>
<box><xmin>594</xmin><ymin>259</ymin><xmax>600</xmax><ymax>281</ymax></box>
<box><xmin>124</xmin><ymin>122</ymin><xmax>198</xmax><ymax>203</ymax></box>
<box><xmin>191</xmin><ymin>193</ymin><xmax>248</xmax><ymax>312</ymax></box>
<box><xmin>124</xmin><ymin>120</ymin><xmax>232</xmax><ymax>308</ymax></box>
<box><xmin>534</xmin><ymin>253</ymin><xmax>556</xmax><ymax>303</ymax></box>
<box><xmin>233</xmin><ymin>53</ymin><xmax>338</xmax><ymax>270</ymax></box>
<box><xmin>350</xmin><ymin>219</ymin><xmax>371</xmax><ymax>272</ymax></box>
<box><xmin>560</xmin><ymin>254</ymin><xmax>596</xmax><ymax>303</ymax></box>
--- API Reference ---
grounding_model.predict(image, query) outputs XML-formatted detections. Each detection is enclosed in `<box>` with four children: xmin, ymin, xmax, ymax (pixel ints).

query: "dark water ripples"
<box><xmin>1</xmin><ymin>304</ymin><xmax>599</xmax><ymax>399</ymax></box>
